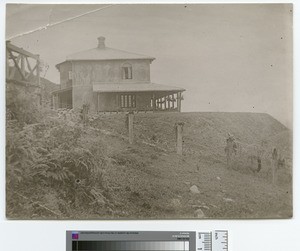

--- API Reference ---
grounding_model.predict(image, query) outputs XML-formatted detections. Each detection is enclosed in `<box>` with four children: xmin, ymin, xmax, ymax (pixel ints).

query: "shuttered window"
<box><xmin>122</xmin><ymin>63</ymin><xmax>133</xmax><ymax>79</ymax></box>
<box><xmin>120</xmin><ymin>94</ymin><xmax>136</xmax><ymax>108</ymax></box>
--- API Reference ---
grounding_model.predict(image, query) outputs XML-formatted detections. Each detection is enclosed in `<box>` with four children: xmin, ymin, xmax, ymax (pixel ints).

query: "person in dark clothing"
<box><xmin>256</xmin><ymin>156</ymin><xmax>262</xmax><ymax>173</ymax></box>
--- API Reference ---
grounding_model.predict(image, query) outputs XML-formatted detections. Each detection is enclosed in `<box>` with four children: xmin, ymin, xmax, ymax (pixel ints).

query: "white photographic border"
<box><xmin>1</xmin><ymin>1</ymin><xmax>299</xmax><ymax>250</ymax></box>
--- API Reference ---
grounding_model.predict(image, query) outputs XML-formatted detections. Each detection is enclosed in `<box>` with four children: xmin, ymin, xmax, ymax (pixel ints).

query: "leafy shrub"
<box><xmin>6</xmin><ymin>90</ymin><xmax>110</xmax><ymax>218</ymax></box>
<box><xmin>6</xmin><ymin>87</ymin><xmax>43</xmax><ymax>124</ymax></box>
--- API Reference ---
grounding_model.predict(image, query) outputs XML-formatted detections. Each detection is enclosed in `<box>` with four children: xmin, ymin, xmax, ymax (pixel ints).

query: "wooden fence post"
<box><xmin>82</xmin><ymin>104</ymin><xmax>89</xmax><ymax>124</ymax></box>
<box><xmin>127</xmin><ymin>112</ymin><xmax>134</xmax><ymax>144</ymax></box>
<box><xmin>271</xmin><ymin>148</ymin><xmax>278</xmax><ymax>185</ymax></box>
<box><xmin>175</xmin><ymin>122</ymin><xmax>184</xmax><ymax>155</ymax></box>
<box><xmin>271</xmin><ymin>158</ymin><xmax>279</xmax><ymax>185</ymax></box>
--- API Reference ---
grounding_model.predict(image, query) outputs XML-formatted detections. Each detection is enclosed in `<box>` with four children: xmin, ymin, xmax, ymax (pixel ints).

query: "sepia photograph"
<box><xmin>5</xmin><ymin>4</ymin><xmax>293</xmax><ymax>219</ymax></box>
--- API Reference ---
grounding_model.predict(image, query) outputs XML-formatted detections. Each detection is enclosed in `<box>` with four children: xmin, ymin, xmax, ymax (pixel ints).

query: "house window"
<box><xmin>122</xmin><ymin>64</ymin><xmax>132</xmax><ymax>79</ymax></box>
<box><xmin>120</xmin><ymin>94</ymin><xmax>136</xmax><ymax>108</ymax></box>
<box><xmin>68</xmin><ymin>71</ymin><xmax>72</xmax><ymax>80</ymax></box>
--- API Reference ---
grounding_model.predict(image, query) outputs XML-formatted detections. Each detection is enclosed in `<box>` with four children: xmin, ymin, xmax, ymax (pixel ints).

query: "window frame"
<box><xmin>120</xmin><ymin>94</ymin><xmax>136</xmax><ymax>108</ymax></box>
<box><xmin>122</xmin><ymin>63</ymin><xmax>133</xmax><ymax>80</ymax></box>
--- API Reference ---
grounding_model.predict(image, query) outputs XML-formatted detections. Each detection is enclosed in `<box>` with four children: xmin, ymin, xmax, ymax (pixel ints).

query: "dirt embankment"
<box><xmin>7</xmin><ymin>111</ymin><xmax>291</xmax><ymax>219</ymax></box>
<box><xmin>90</xmin><ymin>112</ymin><xmax>292</xmax><ymax>219</ymax></box>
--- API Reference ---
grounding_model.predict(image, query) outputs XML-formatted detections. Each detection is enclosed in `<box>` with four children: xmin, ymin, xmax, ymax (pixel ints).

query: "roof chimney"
<box><xmin>97</xmin><ymin>36</ymin><xmax>105</xmax><ymax>49</ymax></box>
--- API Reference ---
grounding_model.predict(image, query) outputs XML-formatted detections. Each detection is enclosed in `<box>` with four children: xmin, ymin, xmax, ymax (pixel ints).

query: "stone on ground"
<box><xmin>194</xmin><ymin>208</ymin><xmax>205</xmax><ymax>218</ymax></box>
<box><xmin>190</xmin><ymin>185</ymin><xmax>200</xmax><ymax>194</ymax></box>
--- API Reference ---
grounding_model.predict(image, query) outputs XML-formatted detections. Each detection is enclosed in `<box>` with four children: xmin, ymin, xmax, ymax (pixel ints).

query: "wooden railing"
<box><xmin>6</xmin><ymin>41</ymin><xmax>40</xmax><ymax>87</ymax></box>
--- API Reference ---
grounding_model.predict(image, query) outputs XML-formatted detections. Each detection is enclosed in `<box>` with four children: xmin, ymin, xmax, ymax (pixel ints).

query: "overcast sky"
<box><xmin>6</xmin><ymin>4</ymin><xmax>293</xmax><ymax>128</ymax></box>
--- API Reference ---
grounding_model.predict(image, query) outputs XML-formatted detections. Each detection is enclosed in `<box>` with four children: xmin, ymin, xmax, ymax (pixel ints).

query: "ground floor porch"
<box><xmin>52</xmin><ymin>83</ymin><xmax>185</xmax><ymax>113</ymax></box>
<box><xmin>93</xmin><ymin>82</ymin><xmax>185</xmax><ymax>113</ymax></box>
<box><xmin>52</xmin><ymin>87</ymin><xmax>72</xmax><ymax>109</ymax></box>
<box><xmin>95</xmin><ymin>91</ymin><xmax>184</xmax><ymax>113</ymax></box>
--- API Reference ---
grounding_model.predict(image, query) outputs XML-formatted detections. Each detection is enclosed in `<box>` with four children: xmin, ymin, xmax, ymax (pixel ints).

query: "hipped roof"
<box><xmin>93</xmin><ymin>83</ymin><xmax>185</xmax><ymax>93</ymax></box>
<box><xmin>56</xmin><ymin>47</ymin><xmax>155</xmax><ymax>68</ymax></box>
<box><xmin>67</xmin><ymin>47</ymin><xmax>155</xmax><ymax>61</ymax></box>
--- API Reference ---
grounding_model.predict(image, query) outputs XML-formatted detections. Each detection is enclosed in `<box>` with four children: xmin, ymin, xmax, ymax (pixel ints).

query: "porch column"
<box><xmin>58</xmin><ymin>94</ymin><xmax>61</xmax><ymax>108</ymax></box>
<box><xmin>52</xmin><ymin>94</ymin><xmax>56</xmax><ymax>109</ymax></box>
<box><xmin>115</xmin><ymin>94</ymin><xmax>119</xmax><ymax>112</ymax></box>
<box><xmin>177</xmin><ymin>92</ymin><xmax>182</xmax><ymax>112</ymax></box>
<box><xmin>152</xmin><ymin>93</ymin><xmax>156</xmax><ymax>111</ymax></box>
<box><xmin>53</xmin><ymin>94</ymin><xmax>58</xmax><ymax>109</ymax></box>
<box><xmin>172</xmin><ymin>94</ymin><xmax>175</xmax><ymax>109</ymax></box>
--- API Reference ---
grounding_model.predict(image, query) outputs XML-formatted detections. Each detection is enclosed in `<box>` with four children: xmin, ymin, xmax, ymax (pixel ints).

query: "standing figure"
<box><xmin>257</xmin><ymin>156</ymin><xmax>262</xmax><ymax>173</ymax></box>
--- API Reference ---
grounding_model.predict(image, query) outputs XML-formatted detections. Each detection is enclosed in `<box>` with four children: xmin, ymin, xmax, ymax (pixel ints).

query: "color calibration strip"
<box><xmin>67</xmin><ymin>231</ymin><xmax>227</xmax><ymax>251</ymax></box>
<box><xmin>72</xmin><ymin>241</ymin><xmax>190</xmax><ymax>251</ymax></box>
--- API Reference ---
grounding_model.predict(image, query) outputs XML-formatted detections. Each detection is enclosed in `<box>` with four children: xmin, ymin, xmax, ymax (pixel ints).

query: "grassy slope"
<box><xmin>90</xmin><ymin>112</ymin><xmax>292</xmax><ymax>219</ymax></box>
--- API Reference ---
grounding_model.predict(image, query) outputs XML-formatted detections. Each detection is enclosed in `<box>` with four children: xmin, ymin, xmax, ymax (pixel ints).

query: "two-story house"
<box><xmin>53</xmin><ymin>37</ymin><xmax>185</xmax><ymax>113</ymax></box>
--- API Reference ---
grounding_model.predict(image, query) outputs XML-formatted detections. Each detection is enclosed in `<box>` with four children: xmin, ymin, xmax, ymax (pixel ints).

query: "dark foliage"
<box><xmin>6</xmin><ymin>90</ymin><xmax>110</xmax><ymax>219</ymax></box>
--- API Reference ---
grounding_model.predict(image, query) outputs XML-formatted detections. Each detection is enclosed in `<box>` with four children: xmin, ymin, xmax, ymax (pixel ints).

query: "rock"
<box><xmin>171</xmin><ymin>199</ymin><xmax>181</xmax><ymax>207</ymax></box>
<box><xmin>190</xmin><ymin>185</ymin><xmax>200</xmax><ymax>194</ymax></box>
<box><xmin>216</xmin><ymin>176</ymin><xmax>221</xmax><ymax>180</ymax></box>
<box><xmin>192</xmin><ymin>204</ymin><xmax>210</xmax><ymax>210</ymax></box>
<box><xmin>223</xmin><ymin>197</ymin><xmax>234</xmax><ymax>202</ymax></box>
<box><xmin>194</xmin><ymin>208</ymin><xmax>205</xmax><ymax>218</ymax></box>
<box><xmin>200</xmin><ymin>205</ymin><xmax>210</xmax><ymax>210</ymax></box>
<box><xmin>184</xmin><ymin>181</ymin><xmax>191</xmax><ymax>185</ymax></box>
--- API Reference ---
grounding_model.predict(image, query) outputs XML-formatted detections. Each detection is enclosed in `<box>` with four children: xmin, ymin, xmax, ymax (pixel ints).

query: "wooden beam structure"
<box><xmin>6</xmin><ymin>41</ymin><xmax>41</xmax><ymax>87</ymax></box>
<box><xmin>149</xmin><ymin>91</ymin><xmax>184</xmax><ymax>112</ymax></box>
<box><xmin>6</xmin><ymin>41</ymin><xmax>39</xmax><ymax>60</ymax></box>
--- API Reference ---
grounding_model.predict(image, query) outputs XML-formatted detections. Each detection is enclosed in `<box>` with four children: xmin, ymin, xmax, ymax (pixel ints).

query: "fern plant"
<box><xmin>6</xmin><ymin>91</ymin><xmax>109</xmax><ymax>218</ymax></box>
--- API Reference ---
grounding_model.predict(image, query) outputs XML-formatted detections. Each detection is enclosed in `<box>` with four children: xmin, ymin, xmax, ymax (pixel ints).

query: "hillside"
<box><xmin>89</xmin><ymin>112</ymin><xmax>292</xmax><ymax>219</ymax></box>
<box><xmin>92</xmin><ymin>112</ymin><xmax>290</xmax><ymax>161</ymax></box>
<box><xmin>6</xmin><ymin>110</ymin><xmax>292</xmax><ymax>219</ymax></box>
